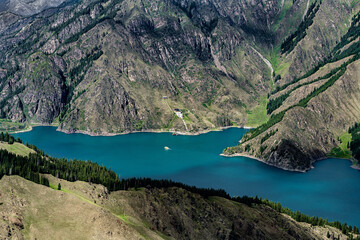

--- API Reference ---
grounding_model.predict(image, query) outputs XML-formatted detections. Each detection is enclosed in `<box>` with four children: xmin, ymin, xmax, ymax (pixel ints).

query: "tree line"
<box><xmin>272</xmin><ymin>9</ymin><xmax>360</xmax><ymax>97</ymax></box>
<box><xmin>267</xmin><ymin>65</ymin><xmax>343</xmax><ymax>114</ymax></box>
<box><xmin>262</xmin><ymin>199</ymin><xmax>360</xmax><ymax>238</ymax></box>
<box><xmin>0</xmin><ymin>132</ymin><xmax>22</xmax><ymax>145</ymax></box>
<box><xmin>349</xmin><ymin>122</ymin><xmax>360</xmax><ymax>161</ymax></box>
<box><xmin>0</xmin><ymin>135</ymin><xmax>359</xmax><ymax>235</ymax></box>
<box><xmin>0</xmin><ymin>142</ymin><xmax>230</xmax><ymax>197</ymax></box>
<box><xmin>245</xmin><ymin>52</ymin><xmax>359</xmax><ymax>144</ymax></box>
<box><xmin>281</xmin><ymin>1</ymin><xmax>320</xmax><ymax>54</ymax></box>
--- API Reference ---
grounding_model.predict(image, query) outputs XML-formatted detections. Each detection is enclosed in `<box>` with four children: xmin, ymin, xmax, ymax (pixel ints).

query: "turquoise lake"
<box><xmin>14</xmin><ymin>126</ymin><xmax>360</xmax><ymax>226</ymax></box>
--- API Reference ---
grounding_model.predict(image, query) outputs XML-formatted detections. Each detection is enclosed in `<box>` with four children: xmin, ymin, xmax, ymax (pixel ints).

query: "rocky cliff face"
<box><xmin>0</xmin><ymin>0</ymin><xmax>307</xmax><ymax>134</ymax></box>
<box><xmin>0</xmin><ymin>0</ymin><xmax>340</xmax><ymax>134</ymax></box>
<box><xmin>0</xmin><ymin>0</ymin><xmax>69</xmax><ymax>16</ymax></box>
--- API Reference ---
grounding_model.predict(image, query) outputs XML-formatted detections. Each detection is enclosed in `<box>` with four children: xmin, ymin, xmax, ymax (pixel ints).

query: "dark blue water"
<box><xmin>14</xmin><ymin>126</ymin><xmax>360</xmax><ymax>226</ymax></box>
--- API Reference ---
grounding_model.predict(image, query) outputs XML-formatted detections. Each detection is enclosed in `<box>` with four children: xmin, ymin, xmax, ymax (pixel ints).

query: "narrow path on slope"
<box><xmin>175</xmin><ymin>111</ymin><xmax>189</xmax><ymax>132</ymax></box>
<box><xmin>302</xmin><ymin>0</ymin><xmax>310</xmax><ymax>21</ymax></box>
<box><xmin>182</xmin><ymin>118</ymin><xmax>189</xmax><ymax>132</ymax></box>
<box><xmin>163</xmin><ymin>99</ymin><xmax>189</xmax><ymax>132</ymax></box>
<box><xmin>251</xmin><ymin>47</ymin><xmax>274</xmax><ymax>80</ymax></box>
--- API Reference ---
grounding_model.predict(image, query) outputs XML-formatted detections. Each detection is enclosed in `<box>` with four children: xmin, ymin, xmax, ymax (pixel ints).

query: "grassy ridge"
<box><xmin>0</xmin><ymin>142</ymin><xmax>35</xmax><ymax>157</ymax></box>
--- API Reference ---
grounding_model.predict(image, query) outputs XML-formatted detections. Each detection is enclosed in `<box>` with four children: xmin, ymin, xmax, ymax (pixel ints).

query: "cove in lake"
<box><xmin>14</xmin><ymin>126</ymin><xmax>360</xmax><ymax>227</ymax></box>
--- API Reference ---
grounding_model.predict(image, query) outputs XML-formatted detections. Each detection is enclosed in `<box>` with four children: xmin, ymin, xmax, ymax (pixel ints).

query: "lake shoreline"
<box><xmin>220</xmin><ymin>153</ymin><xmax>308</xmax><ymax>173</ymax></box>
<box><xmin>59</xmin><ymin>125</ymin><xmax>248</xmax><ymax>136</ymax></box>
<box><xmin>222</xmin><ymin>153</ymin><xmax>360</xmax><ymax>173</ymax></box>
<box><xmin>13</xmin><ymin>126</ymin><xmax>360</xmax><ymax>227</ymax></box>
<box><xmin>9</xmin><ymin>124</ymin><xmax>249</xmax><ymax>137</ymax></box>
<box><xmin>15</xmin><ymin>125</ymin><xmax>359</xmax><ymax>173</ymax></box>
<box><xmin>7</xmin><ymin>126</ymin><xmax>33</xmax><ymax>134</ymax></box>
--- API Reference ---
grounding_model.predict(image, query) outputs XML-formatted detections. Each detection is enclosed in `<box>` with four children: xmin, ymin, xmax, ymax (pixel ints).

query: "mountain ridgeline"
<box><xmin>0</xmin><ymin>0</ymin><xmax>359</xmax><ymax>170</ymax></box>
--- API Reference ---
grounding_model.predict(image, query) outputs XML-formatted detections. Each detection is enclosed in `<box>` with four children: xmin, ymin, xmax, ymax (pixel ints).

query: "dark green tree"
<box><xmin>40</xmin><ymin>176</ymin><xmax>49</xmax><ymax>187</ymax></box>
<box><xmin>4</xmin><ymin>133</ymin><xmax>9</xmax><ymax>142</ymax></box>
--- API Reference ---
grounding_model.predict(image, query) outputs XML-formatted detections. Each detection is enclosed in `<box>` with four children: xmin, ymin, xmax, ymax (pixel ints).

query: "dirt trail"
<box><xmin>302</xmin><ymin>0</ymin><xmax>310</xmax><ymax>21</ymax></box>
<box><xmin>251</xmin><ymin>47</ymin><xmax>274</xmax><ymax>79</ymax></box>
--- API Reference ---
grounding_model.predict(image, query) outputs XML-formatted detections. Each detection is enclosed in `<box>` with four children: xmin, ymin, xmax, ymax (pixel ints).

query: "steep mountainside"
<box><xmin>225</xmin><ymin>10</ymin><xmax>360</xmax><ymax>171</ymax></box>
<box><xmin>0</xmin><ymin>0</ymin><xmax>349</xmax><ymax>135</ymax></box>
<box><xmin>0</xmin><ymin>0</ymin><xmax>68</xmax><ymax>16</ymax></box>
<box><xmin>0</xmin><ymin>175</ymin><xmax>350</xmax><ymax>240</ymax></box>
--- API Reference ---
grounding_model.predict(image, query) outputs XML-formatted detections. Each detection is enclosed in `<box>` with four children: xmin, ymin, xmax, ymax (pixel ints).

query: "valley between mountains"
<box><xmin>0</xmin><ymin>0</ymin><xmax>360</xmax><ymax>170</ymax></box>
<box><xmin>1</xmin><ymin>1</ymin><xmax>360</xmax><ymax>239</ymax></box>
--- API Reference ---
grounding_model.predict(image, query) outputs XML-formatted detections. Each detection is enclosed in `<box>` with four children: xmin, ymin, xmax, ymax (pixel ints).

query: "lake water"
<box><xmin>14</xmin><ymin>126</ymin><xmax>360</xmax><ymax>226</ymax></box>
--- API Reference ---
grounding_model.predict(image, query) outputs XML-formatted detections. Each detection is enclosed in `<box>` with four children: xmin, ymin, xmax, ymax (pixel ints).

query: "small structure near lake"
<box><xmin>174</xmin><ymin>109</ymin><xmax>183</xmax><ymax>119</ymax></box>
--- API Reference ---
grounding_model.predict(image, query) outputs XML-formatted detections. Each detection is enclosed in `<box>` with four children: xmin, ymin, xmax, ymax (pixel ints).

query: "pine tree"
<box><xmin>4</xmin><ymin>133</ymin><xmax>9</xmax><ymax>142</ymax></box>
<box><xmin>58</xmin><ymin>183</ymin><xmax>61</xmax><ymax>190</ymax></box>
<box><xmin>342</xmin><ymin>223</ymin><xmax>348</xmax><ymax>234</ymax></box>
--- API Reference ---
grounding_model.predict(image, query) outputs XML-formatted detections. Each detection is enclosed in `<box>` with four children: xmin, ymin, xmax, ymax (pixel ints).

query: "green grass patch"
<box><xmin>328</xmin><ymin>132</ymin><xmax>352</xmax><ymax>159</ymax></box>
<box><xmin>246</xmin><ymin>97</ymin><xmax>269</xmax><ymax>127</ymax></box>
<box><xmin>49</xmin><ymin>183</ymin><xmax>58</xmax><ymax>190</ymax></box>
<box><xmin>114</xmin><ymin>214</ymin><xmax>134</xmax><ymax>225</ymax></box>
<box><xmin>0</xmin><ymin>142</ymin><xmax>35</xmax><ymax>157</ymax></box>
<box><xmin>328</xmin><ymin>147</ymin><xmax>352</xmax><ymax>159</ymax></box>
<box><xmin>339</xmin><ymin>133</ymin><xmax>352</xmax><ymax>151</ymax></box>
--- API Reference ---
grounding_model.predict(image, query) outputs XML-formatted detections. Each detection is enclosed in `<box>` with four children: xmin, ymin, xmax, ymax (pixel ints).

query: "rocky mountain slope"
<box><xmin>224</xmin><ymin>9</ymin><xmax>360</xmax><ymax>171</ymax></box>
<box><xmin>0</xmin><ymin>0</ymin><xmax>68</xmax><ymax>16</ymax></box>
<box><xmin>0</xmin><ymin>0</ymin><xmax>349</xmax><ymax>135</ymax></box>
<box><xmin>0</xmin><ymin>175</ymin><xmax>350</xmax><ymax>240</ymax></box>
